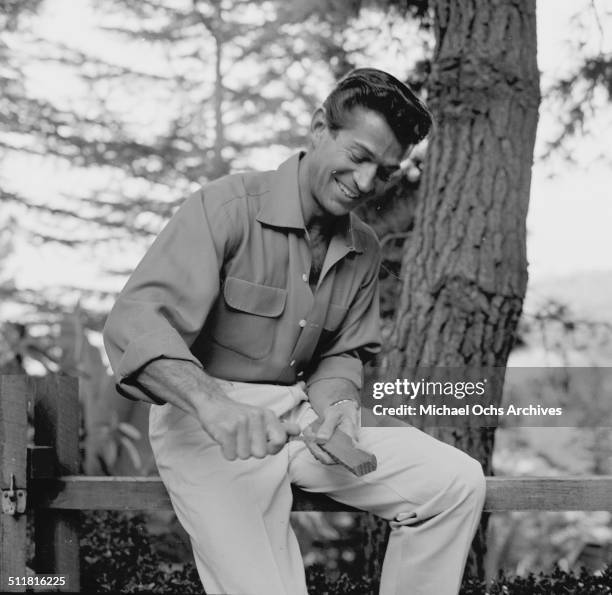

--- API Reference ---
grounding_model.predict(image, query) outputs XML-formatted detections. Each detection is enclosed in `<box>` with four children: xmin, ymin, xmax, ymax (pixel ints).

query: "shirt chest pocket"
<box><xmin>211</xmin><ymin>276</ymin><xmax>287</xmax><ymax>359</ymax></box>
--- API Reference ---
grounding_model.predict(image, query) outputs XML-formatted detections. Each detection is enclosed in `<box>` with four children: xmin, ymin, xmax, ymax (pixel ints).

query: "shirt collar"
<box><xmin>256</xmin><ymin>152</ymin><xmax>364</xmax><ymax>254</ymax></box>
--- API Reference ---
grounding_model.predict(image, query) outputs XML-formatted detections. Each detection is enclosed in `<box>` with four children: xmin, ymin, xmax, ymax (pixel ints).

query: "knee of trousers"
<box><xmin>388</xmin><ymin>456</ymin><xmax>486</xmax><ymax>527</ymax></box>
<box><xmin>449</xmin><ymin>455</ymin><xmax>487</xmax><ymax>510</ymax></box>
<box><xmin>414</xmin><ymin>452</ymin><xmax>486</xmax><ymax>515</ymax></box>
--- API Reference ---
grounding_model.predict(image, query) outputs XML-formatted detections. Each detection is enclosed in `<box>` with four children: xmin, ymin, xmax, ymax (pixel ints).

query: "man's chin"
<box><xmin>328</xmin><ymin>204</ymin><xmax>352</xmax><ymax>218</ymax></box>
<box><xmin>315</xmin><ymin>192</ymin><xmax>354</xmax><ymax>218</ymax></box>
<box><xmin>329</xmin><ymin>195</ymin><xmax>357</xmax><ymax>216</ymax></box>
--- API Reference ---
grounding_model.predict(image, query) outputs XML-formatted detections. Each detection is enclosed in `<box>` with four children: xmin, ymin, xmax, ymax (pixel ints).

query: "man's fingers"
<box><xmin>217</xmin><ymin>431</ymin><xmax>237</xmax><ymax>461</ymax></box>
<box><xmin>338</xmin><ymin>418</ymin><xmax>359</xmax><ymax>444</ymax></box>
<box><xmin>301</xmin><ymin>426</ymin><xmax>335</xmax><ymax>465</ymax></box>
<box><xmin>265</xmin><ymin>415</ymin><xmax>290</xmax><ymax>454</ymax></box>
<box><xmin>235</xmin><ymin>419</ymin><xmax>251</xmax><ymax>459</ymax></box>
<box><xmin>249</xmin><ymin>413</ymin><xmax>268</xmax><ymax>458</ymax></box>
<box><xmin>206</xmin><ymin>405</ymin><xmax>301</xmax><ymax>460</ymax></box>
<box><xmin>315</xmin><ymin>413</ymin><xmax>341</xmax><ymax>443</ymax></box>
<box><xmin>282</xmin><ymin>421</ymin><xmax>301</xmax><ymax>436</ymax></box>
<box><xmin>304</xmin><ymin>439</ymin><xmax>336</xmax><ymax>465</ymax></box>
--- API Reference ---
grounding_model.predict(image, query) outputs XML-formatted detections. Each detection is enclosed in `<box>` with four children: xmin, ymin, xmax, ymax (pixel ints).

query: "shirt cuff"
<box><xmin>115</xmin><ymin>327</ymin><xmax>203</xmax><ymax>403</ymax></box>
<box><xmin>306</xmin><ymin>354</ymin><xmax>363</xmax><ymax>391</ymax></box>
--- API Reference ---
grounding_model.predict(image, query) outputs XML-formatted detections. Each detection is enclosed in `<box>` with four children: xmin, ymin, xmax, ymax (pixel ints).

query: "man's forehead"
<box><xmin>350</xmin><ymin>139</ymin><xmax>403</xmax><ymax>169</ymax></box>
<box><xmin>338</xmin><ymin>107</ymin><xmax>405</xmax><ymax>165</ymax></box>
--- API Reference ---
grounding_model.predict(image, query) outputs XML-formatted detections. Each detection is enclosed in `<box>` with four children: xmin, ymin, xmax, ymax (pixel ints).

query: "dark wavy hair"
<box><xmin>322</xmin><ymin>68</ymin><xmax>433</xmax><ymax>150</ymax></box>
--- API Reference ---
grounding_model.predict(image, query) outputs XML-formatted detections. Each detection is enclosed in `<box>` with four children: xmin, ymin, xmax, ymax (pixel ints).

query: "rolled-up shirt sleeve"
<box><xmin>307</xmin><ymin>249</ymin><xmax>382</xmax><ymax>391</ymax></box>
<box><xmin>103</xmin><ymin>190</ymin><xmax>235</xmax><ymax>403</ymax></box>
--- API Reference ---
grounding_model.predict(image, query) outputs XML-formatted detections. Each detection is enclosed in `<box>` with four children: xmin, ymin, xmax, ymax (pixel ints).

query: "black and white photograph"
<box><xmin>1</xmin><ymin>1</ymin><xmax>611</xmax><ymax>593</ymax></box>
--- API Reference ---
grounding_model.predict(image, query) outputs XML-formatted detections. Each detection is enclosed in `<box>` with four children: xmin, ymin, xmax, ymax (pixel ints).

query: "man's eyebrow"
<box><xmin>352</xmin><ymin>141</ymin><xmax>401</xmax><ymax>169</ymax></box>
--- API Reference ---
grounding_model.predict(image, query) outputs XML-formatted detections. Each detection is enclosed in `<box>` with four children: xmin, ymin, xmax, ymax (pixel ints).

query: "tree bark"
<box><xmin>387</xmin><ymin>0</ymin><xmax>540</xmax><ymax>579</ymax></box>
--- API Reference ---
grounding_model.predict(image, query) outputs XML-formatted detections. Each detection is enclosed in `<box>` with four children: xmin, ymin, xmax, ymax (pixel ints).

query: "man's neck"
<box><xmin>306</xmin><ymin>216</ymin><xmax>334</xmax><ymax>240</ymax></box>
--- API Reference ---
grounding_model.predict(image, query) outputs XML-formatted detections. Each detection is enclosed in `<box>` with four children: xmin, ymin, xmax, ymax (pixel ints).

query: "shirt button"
<box><xmin>302</xmin><ymin>273</ymin><xmax>308</xmax><ymax>282</ymax></box>
<box><xmin>297</xmin><ymin>371</ymin><xmax>304</xmax><ymax>378</ymax></box>
<box><xmin>289</xmin><ymin>360</ymin><xmax>296</xmax><ymax>367</ymax></box>
<box><xmin>298</xmin><ymin>319</ymin><xmax>307</xmax><ymax>328</ymax></box>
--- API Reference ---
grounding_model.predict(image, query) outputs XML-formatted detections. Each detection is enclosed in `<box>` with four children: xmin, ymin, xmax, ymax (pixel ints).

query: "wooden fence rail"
<box><xmin>2</xmin><ymin>375</ymin><xmax>612</xmax><ymax>592</ymax></box>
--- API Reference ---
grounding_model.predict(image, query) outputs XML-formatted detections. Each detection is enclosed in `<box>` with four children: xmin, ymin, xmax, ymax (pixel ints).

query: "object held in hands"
<box><xmin>302</xmin><ymin>419</ymin><xmax>377</xmax><ymax>477</ymax></box>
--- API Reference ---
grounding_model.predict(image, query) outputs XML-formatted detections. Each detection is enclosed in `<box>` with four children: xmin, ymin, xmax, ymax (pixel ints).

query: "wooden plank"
<box><xmin>30</xmin><ymin>478</ymin><xmax>172</xmax><ymax>511</ymax></box>
<box><xmin>29</xmin><ymin>475</ymin><xmax>612</xmax><ymax>512</ymax></box>
<box><xmin>30</xmin><ymin>477</ymin><xmax>360</xmax><ymax>512</ymax></box>
<box><xmin>33</xmin><ymin>376</ymin><xmax>80</xmax><ymax>592</ymax></box>
<box><xmin>484</xmin><ymin>477</ymin><xmax>612</xmax><ymax>512</ymax></box>
<box><xmin>0</xmin><ymin>375</ymin><xmax>29</xmax><ymax>593</ymax></box>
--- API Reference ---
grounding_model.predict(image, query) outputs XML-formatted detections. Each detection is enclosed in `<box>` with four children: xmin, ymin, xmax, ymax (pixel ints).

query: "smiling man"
<box><xmin>103</xmin><ymin>68</ymin><xmax>486</xmax><ymax>595</ymax></box>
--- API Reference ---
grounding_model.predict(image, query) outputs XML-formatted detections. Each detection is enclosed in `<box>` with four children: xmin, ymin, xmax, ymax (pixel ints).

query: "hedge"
<box><xmin>77</xmin><ymin>511</ymin><xmax>612</xmax><ymax>594</ymax></box>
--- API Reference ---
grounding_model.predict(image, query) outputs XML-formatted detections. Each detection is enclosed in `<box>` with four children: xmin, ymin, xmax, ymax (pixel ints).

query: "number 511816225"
<box><xmin>7</xmin><ymin>575</ymin><xmax>67</xmax><ymax>587</ymax></box>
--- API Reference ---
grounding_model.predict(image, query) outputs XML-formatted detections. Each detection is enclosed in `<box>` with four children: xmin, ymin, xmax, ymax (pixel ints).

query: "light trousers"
<box><xmin>149</xmin><ymin>380</ymin><xmax>486</xmax><ymax>595</ymax></box>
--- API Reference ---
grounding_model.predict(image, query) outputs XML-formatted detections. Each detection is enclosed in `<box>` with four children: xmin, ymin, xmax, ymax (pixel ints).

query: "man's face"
<box><xmin>307</xmin><ymin>106</ymin><xmax>405</xmax><ymax>218</ymax></box>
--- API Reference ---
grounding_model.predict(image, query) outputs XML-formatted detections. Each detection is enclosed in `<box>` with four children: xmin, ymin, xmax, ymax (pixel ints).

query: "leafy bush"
<box><xmin>305</xmin><ymin>565</ymin><xmax>379</xmax><ymax>594</ymax></box>
<box><xmin>80</xmin><ymin>511</ymin><xmax>612</xmax><ymax>594</ymax></box>
<box><xmin>80</xmin><ymin>511</ymin><xmax>202</xmax><ymax>594</ymax></box>
<box><xmin>460</xmin><ymin>566</ymin><xmax>612</xmax><ymax>595</ymax></box>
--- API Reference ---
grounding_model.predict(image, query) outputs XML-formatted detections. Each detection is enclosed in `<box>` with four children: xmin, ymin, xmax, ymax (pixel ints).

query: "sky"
<box><xmin>1</xmin><ymin>0</ymin><xmax>611</xmax><ymax>322</ymax></box>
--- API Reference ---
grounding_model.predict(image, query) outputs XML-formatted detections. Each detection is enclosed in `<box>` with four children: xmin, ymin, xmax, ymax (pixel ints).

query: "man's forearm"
<box><xmin>133</xmin><ymin>358</ymin><xmax>227</xmax><ymax>421</ymax></box>
<box><xmin>307</xmin><ymin>377</ymin><xmax>360</xmax><ymax>418</ymax></box>
<box><xmin>132</xmin><ymin>358</ymin><xmax>300</xmax><ymax>460</ymax></box>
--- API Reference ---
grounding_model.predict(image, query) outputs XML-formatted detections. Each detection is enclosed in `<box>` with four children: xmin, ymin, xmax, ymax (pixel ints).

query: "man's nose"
<box><xmin>354</xmin><ymin>163</ymin><xmax>377</xmax><ymax>195</ymax></box>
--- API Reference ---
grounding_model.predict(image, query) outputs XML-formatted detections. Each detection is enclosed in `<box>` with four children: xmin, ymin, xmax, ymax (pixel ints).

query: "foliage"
<box><xmin>79</xmin><ymin>510</ymin><xmax>379</xmax><ymax>594</ymax></box>
<box><xmin>78</xmin><ymin>510</ymin><xmax>612</xmax><ymax>594</ymax></box>
<box><xmin>3</xmin><ymin>0</ymin><xmax>357</xmax><ymax>247</ymax></box>
<box><xmin>306</xmin><ymin>564</ymin><xmax>379</xmax><ymax>594</ymax></box>
<box><xmin>0</xmin><ymin>0</ymin><xmax>44</xmax><ymax>30</ymax></box>
<box><xmin>80</xmin><ymin>510</ymin><xmax>203</xmax><ymax>594</ymax></box>
<box><xmin>540</xmin><ymin>2</ymin><xmax>612</xmax><ymax>163</ymax></box>
<box><xmin>462</xmin><ymin>566</ymin><xmax>612</xmax><ymax>595</ymax></box>
<box><xmin>544</xmin><ymin>53</ymin><xmax>612</xmax><ymax>161</ymax></box>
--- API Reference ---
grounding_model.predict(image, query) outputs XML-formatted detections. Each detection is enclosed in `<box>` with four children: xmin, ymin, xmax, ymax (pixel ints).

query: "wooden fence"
<box><xmin>2</xmin><ymin>374</ymin><xmax>612</xmax><ymax>592</ymax></box>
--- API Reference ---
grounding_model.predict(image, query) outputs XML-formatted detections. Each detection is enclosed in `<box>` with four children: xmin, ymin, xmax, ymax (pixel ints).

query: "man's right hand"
<box><xmin>198</xmin><ymin>395</ymin><xmax>301</xmax><ymax>461</ymax></box>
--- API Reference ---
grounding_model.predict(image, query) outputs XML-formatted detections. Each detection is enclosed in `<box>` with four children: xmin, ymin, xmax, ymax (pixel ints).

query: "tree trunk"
<box><xmin>387</xmin><ymin>0</ymin><xmax>540</xmax><ymax>579</ymax></box>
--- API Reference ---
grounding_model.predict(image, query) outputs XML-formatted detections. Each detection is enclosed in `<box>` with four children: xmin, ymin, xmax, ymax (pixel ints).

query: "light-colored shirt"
<box><xmin>103</xmin><ymin>153</ymin><xmax>382</xmax><ymax>404</ymax></box>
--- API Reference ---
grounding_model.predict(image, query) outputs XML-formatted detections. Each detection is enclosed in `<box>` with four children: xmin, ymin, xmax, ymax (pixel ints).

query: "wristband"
<box><xmin>328</xmin><ymin>398</ymin><xmax>360</xmax><ymax>409</ymax></box>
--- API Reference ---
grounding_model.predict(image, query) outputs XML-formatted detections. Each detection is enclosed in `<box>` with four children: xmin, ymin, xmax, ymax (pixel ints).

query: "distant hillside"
<box><xmin>509</xmin><ymin>269</ymin><xmax>612</xmax><ymax>367</ymax></box>
<box><xmin>524</xmin><ymin>269</ymin><xmax>612</xmax><ymax>322</ymax></box>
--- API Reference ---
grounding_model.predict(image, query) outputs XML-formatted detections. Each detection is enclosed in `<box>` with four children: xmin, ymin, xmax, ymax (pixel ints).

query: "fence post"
<box><xmin>0</xmin><ymin>375</ymin><xmax>29</xmax><ymax>593</ymax></box>
<box><xmin>33</xmin><ymin>375</ymin><xmax>80</xmax><ymax>592</ymax></box>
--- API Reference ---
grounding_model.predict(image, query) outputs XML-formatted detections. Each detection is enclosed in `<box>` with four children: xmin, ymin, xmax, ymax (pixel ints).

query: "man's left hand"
<box><xmin>303</xmin><ymin>400</ymin><xmax>360</xmax><ymax>465</ymax></box>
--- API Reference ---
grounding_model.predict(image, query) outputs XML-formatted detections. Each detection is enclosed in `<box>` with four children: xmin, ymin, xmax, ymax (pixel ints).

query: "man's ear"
<box><xmin>310</xmin><ymin>108</ymin><xmax>327</xmax><ymax>145</ymax></box>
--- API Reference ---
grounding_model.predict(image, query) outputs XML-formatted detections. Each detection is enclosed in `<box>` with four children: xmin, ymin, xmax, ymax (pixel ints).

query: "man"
<box><xmin>103</xmin><ymin>68</ymin><xmax>485</xmax><ymax>595</ymax></box>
